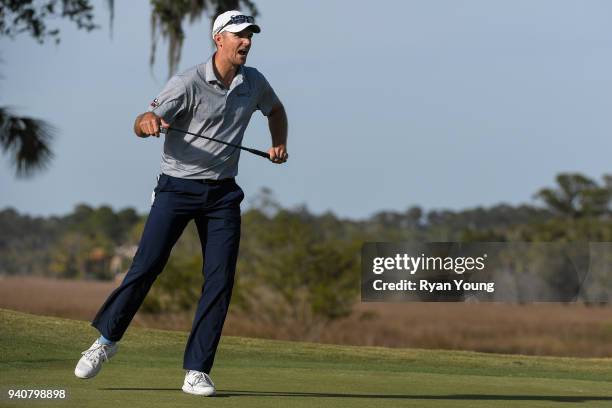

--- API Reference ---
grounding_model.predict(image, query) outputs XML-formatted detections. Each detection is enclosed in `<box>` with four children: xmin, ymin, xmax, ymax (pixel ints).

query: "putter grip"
<box><xmin>246</xmin><ymin>148</ymin><xmax>271</xmax><ymax>160</ymax></box>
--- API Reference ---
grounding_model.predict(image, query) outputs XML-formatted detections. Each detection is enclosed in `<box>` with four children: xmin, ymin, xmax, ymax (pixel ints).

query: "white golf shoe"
<box><xmin>74</xmin><ymin>339</ymin><xmax>119</xmax><ymax>379</ymax></box>
<box><xmin>182</xmin><ymin>370</ymin><xmax>216</xmax><ymax>396</ymax></box>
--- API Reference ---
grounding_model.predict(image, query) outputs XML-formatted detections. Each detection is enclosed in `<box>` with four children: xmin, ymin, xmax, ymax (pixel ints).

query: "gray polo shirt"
<box><xmin>147</xmin><ymin>55</ymin><xmax>280</xmax><ymax>179</ymax></box>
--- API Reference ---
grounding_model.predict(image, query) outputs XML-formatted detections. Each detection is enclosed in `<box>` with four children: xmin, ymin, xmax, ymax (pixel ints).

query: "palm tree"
<box><xmin>0</xmin><ymin>107</ymin><xmax>54</xmax><ymax>177</ymax></box>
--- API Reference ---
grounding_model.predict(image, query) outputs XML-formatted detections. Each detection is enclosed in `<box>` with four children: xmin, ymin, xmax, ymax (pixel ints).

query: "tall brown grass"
<box><xmin>1</xmin><ymin>275</ymin><xmax>611</xmax><ymax>357</ymax></box>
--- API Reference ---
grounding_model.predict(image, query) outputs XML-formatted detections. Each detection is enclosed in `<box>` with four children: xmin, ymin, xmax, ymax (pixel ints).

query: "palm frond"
<box><xmin>0</xmin><ymin>107</ymin><xmax>55</xmax><ymax>178</ymax></box>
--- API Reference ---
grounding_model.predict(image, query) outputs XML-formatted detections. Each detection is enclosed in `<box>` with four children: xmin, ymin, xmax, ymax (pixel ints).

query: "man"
<box><xmin>74</xmin><ymin>10</ymin><xmax>288</xmax><ymax>397</ymax></box>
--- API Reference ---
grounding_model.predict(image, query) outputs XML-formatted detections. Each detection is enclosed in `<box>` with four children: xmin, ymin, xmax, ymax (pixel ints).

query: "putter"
<box><xmin>159</xmin><ymin>126</ymin><xmax>272</xmax><ymax>161</ymax></box>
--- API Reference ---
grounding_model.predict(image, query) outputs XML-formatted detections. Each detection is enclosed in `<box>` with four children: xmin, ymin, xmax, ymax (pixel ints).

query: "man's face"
<box><xmin>216</xmin><ymin>29</ymin><xmax>254</xmax><ymax>65</ymax></box>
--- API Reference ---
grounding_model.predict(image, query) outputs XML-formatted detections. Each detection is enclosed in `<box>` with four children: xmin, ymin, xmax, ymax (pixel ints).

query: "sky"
<box><xmin>1</xmin><ymin>0</ymin><xmax>611</xmax><ymax>219</ymax></box>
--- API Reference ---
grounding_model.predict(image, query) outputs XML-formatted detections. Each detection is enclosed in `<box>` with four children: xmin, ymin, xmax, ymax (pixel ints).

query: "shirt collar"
<box><xmin>205</xmin><ymin>54</ymin><xmax>245</xmax><ymax>90</ymax></box>
<box><xmin>204</xmin><ymin>55</ymin><xmax>218</xmax><ymax>84</ymax></box>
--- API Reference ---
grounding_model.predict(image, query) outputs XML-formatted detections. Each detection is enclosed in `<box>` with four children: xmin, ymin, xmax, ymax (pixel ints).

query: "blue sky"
<box><xmin>1</xmin><ymin>0</ymin><xmax>611</xmax><ymax>219</ymax></box>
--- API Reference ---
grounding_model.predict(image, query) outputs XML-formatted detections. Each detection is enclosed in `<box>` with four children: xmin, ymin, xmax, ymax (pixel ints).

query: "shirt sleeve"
<box><xmin>146</xmin><ymin>76</ymin><xmax>188</xmax><ymax>123</ymax></box>
<box><xmin>256</xmin><ymin>72</ymin><xmax>281</xmax><ymax>117</ymax></box>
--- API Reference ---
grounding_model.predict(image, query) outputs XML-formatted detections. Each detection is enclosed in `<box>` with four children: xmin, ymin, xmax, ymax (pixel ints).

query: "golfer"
<box><xmin>74</xmin><ymin>10</ymin><xmax>288</xmax><ymax>397</ymax></box>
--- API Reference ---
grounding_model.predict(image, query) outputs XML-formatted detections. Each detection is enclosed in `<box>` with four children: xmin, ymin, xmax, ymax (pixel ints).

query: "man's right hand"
<box><xmin>134</xmin><ymin>112</ymin><xmax>169</xmax><ymax>138</ymax></box>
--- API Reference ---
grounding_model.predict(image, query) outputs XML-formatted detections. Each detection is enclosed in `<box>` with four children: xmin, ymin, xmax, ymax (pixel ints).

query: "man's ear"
<box><xmin>213</xmin><ymin>33</ymin><xmax>222</xmax><ymax>48</ymax></box>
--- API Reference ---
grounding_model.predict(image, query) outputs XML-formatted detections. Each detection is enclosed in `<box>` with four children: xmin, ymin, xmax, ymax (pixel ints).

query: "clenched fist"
<box><xmin>134</xmin><ymin>112</ymin><xmax>169</xmax><ymax>138</ymax></box>
<box><xmin>268</xmin><ymin>144</ymin><xmax>288</xmax><ymax>164</ymax></box>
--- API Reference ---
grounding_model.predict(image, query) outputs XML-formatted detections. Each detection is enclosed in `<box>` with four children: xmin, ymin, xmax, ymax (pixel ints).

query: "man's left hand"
<box><xmin>268</xmin><ymin>145</ymin><xmax>288</xmax><ymax>164</ymax></box>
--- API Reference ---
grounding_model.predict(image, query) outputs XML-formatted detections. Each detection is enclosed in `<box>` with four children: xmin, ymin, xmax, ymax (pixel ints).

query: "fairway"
<box><xmin>1</xmin><ymin>308</ymin><xmax>611</xmax><ymax>408</ymax></box>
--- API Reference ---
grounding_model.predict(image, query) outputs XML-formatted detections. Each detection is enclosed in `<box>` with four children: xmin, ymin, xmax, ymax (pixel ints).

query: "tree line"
<box><xmin>1</xmin><ymin>172</ymin><xmax>611</xmax><ymax>327</ymax></box>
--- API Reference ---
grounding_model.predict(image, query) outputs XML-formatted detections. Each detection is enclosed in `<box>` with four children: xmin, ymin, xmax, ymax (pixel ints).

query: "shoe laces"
<box><xmin>188</xmin><ymin>371</ymin><xmax>214</xmax><ymax>387</ymax></box>
<box><xmin>81</xmin><ymin>343</ymin><xmax>111</xmax><ymax>365</ymax></box>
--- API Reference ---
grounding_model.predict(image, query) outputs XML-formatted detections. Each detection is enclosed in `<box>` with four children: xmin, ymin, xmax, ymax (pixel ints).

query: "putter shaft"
<box><xmin>160</xmin><ymin>126</ymin><xmax>270</xmax><ymax>160</ymax></box>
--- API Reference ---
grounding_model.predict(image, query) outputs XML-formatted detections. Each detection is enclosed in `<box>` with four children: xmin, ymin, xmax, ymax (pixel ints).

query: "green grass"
<box><xmin>1</xmin><ymin>308</ymin><xmax>611</xmax><ymax>408</ymax></box>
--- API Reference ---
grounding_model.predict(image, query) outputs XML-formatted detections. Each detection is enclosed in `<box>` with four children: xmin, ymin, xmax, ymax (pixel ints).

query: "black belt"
<box><xmin>197</xmin><ymin>177</ymin><xmax>235</xmax><ymax>185</ymax></box>
<box><xmin>162</xmin><ymin>174</ymin><xmax>235</xmax><ymax>185</ymax></box>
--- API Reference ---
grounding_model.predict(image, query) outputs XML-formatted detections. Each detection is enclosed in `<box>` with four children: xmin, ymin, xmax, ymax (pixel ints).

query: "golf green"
<box><xmin>1</xmin><ymin>308</ymin><xmax>611</xmax><ymax>407</ymax></box>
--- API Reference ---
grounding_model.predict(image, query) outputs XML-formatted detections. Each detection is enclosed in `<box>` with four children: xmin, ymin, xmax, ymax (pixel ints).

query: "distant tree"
<box><xmin>237</xmin><ymin>208</ymin><xmax>360</xmax><ymax>333</ymax></box>
<box><xmin>535</xmin><ymin>173</ymin><xmax>612</xmax><ymax>218</ymax></box>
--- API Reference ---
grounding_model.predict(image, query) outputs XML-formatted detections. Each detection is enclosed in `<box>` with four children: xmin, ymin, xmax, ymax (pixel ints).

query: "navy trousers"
<box><xmin>91</xmin><ymin>173</ymin><xmax>244</xmax><ymax>373</ymax></box>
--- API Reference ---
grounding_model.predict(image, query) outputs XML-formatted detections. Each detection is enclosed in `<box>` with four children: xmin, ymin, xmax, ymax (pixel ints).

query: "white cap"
<box><xmin>212</xmin><ymin>10</ymin><xmax>261</xmax><ymax>39</ymax></box>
